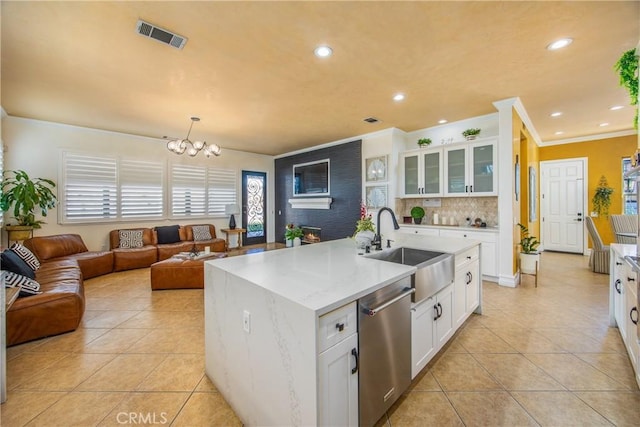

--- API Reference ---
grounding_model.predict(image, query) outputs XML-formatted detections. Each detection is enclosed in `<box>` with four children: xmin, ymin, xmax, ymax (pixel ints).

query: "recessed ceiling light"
<box><xmin>555</xmin><ymin>131</ymin><xmax>564</xmax><ymax>135</ymax></box>
<box><xmin>393</xmin><ymin>93</ymin><xmax>405</xmax><ymax>102</ymax></box>
<box><xmin>547</xmin><ymin>38</ymin><xmax>573</xmax><ymax>51</ymax></box>
<box><xmin>438</xmin><ymin>119</ymin><xmax>448</xmax><ymax>124</ymax></box>
<box><xmin>550</xmin><ymin>111</ymin><xmax>563</xmax><ymax>117</ymax></box>
<box><xmin>599</xmin><ymin>122</ymin><xmax>609</xmax><ymax>127</ymax></box>
<box><xmin>314</xmin><ymin>45</ymin><xmax>333</xmax><ymax>58</ymax></box>
<box><xmin>610</xmin><ymin>105</ymin><xmax>624</xmax><ymax>111</ymax></box>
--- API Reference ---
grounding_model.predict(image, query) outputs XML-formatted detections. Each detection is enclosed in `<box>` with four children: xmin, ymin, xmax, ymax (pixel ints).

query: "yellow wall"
<box><xmin>513</xmin><ymin>108</ymin><xmax>541</xmax><ymax>274</ymax></box>
<box><xmin>539</xmin><ymin>134</ymin><xmax>637</xmax><ymax>245</ymax></box>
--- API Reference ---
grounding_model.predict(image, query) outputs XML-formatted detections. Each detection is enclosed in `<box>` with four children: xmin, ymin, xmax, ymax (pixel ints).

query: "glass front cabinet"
<box><xmin>400</xmin><ymin>148</ymin><xmax>443</xmax><ymax>197</ymax></box>
<box><xmin>444</xmin><ymin>139</ymin><xmax>497</xmax><ymax>197</ymax></box>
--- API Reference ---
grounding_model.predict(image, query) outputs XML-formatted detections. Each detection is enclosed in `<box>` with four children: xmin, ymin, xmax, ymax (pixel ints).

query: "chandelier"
<box><xmin>166</xmin><ymin>117</ymin><xmax>221</xmax><ymax>158</ymax></box>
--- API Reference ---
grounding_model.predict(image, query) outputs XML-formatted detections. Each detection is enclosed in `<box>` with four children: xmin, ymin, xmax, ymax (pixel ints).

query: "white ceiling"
<box><xmin>1</xmin><ymin>1</ymin><xmax>638</xmax><ymax>156</ymax></box>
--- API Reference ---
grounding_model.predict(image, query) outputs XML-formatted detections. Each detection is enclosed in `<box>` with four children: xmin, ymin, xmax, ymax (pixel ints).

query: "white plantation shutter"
<box><xmin>60</xmin><ymin>151</ymin><xmax>238</xmax><ymax>223</ymax></box>
<box><xmin>120</xmin><ymin>160</ymin><xmax>164</xmax><ymax>218</ymax></box>
<box><xmin>207</xmin><ymin>168</ymin><xmax>237</xmax><ymax>216</ymax></box>
<box><xmin>63</xmin><ymin>153</ymin><xmax>117</xmax><ymax>221</ymax></box>
<box><xmin>171</xmin><ymin>164</ymin><xmax>206</xmax><ymax>217</ymax></box>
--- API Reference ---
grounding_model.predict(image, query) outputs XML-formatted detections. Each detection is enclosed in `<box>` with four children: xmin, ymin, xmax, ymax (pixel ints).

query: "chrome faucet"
<box><xmin>372</xmin><ymin>207</ymin><xmax>400</xmax><ymax>250</ymax></box>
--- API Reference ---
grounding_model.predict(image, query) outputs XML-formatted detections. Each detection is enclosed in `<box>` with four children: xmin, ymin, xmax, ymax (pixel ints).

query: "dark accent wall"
<box><xmin>275</xmin><ymin>140</ymin><xmax>362</xmax><ymax>242</ymax></box>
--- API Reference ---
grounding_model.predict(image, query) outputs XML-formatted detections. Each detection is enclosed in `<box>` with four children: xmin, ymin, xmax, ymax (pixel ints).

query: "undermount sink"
<box><xmin>367</xmin><ymin>247</ymin><xmax>454</xmax><ymax>303</ymax></box>
<box><xmin>366</xmin><ymin>247</ymin><xmax>448</xmax><ymax>266</ymax></box>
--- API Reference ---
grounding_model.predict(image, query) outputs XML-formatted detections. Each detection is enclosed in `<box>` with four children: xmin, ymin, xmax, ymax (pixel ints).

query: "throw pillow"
<box><xmin>1</xmin><ymin>250</ymin><xmax>36</xmax><ymax>279</ymax></box>
<box><xmin>119</xmin><ymin>229</ymin><xmax>144</xmax><ymax>248</ymax></box>
<box><xmin>156</xmin><ymin>225</ymin><xmax>181</xmax><ymax>244</ymax></box>
<box><xmin>192</xmin><ymin>225</ymin><xmax>212</xmax><ymax>241</ymax></box>
<box><xmin>10</xmin><ymin>243</ymin><xmax>41</xmax><ymax>271</ymax></box>
<box><xmin>2</xmin><ymin>270</ymin><xmax>42</xmax><ymax>296</ymax></box>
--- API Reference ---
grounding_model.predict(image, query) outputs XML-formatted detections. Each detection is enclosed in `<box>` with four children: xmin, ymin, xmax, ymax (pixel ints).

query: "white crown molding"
<box><xmin>275</xmin><ymin>127</ymin><xmax>401</xmax><ymax>159</ymax></box>
<box><xmin>492</xmin><ymin>97</ymin><xmax>542</xmax><ymax>146</ymax></box>
<box><xmin>538</xmin><ymin>129</ymin><xmax>637</xmax><ymax>147</ymax></box>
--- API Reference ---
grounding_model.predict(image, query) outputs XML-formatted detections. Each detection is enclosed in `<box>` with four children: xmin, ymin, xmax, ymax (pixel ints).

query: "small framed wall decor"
<box><xmin>366</xmin><ymin>185</ymin><xmax>388</xmax><ymax>209</ymax></box>
<box><xmin>365</xmin><ymin>155</ymin><xmax>387</xmax><ymax>182</ymax></box>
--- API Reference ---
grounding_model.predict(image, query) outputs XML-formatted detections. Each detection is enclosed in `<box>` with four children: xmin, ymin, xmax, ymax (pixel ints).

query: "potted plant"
<box><xmin>417</xmin><ymin>138</ymin><xmax>432</xmax><ymax>148</ymax></box>
<box><xmin>1</xmin><ymin>170</ymin><xmax>57</xmax><ymax>241</ymax></box>
<box><xmin>285</xmin><ymin>224</ymin><xmax>304</xmax><ymax>247</ymax></box>
<box><xmin>410</xmin><ymin>206</ymin><xmax>425</xmax><ymax>225</ymax></box>
<box><xmin>462</xmin><ymin>128</ymin><xmax>481</xmax><ymax>140</ymax></box>
<box><xmin>592</xmin><ymin>175</ymin><xmax>614</xmax><ymax>217</ymax></box>
<box><xmin>614</xmin><ymin>48</ymin><xmax>638</xmax><ymax>129</ymax></box>
<box><xmin>517</xmin><ymin>223</ymin><xmax>540</xmax><ymax>274</ymax></box>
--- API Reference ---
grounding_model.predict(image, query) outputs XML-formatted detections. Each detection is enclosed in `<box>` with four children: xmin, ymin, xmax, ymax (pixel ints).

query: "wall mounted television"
<box><xmin>293</xmin><ymin>159</ymin><xmax>330</xmax><ymax>196</ymax></box>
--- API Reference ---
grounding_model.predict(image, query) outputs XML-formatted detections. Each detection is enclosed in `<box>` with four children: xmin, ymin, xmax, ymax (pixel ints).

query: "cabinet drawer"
<box><xmin>455</xmin><ymin>246</ymin><xmax>479</xmax><ymax>269</ymax></box>
<box><xmin>318</xmin><ymin>302</ymin><xmax>357</xmax><ymax>353</ymax></box>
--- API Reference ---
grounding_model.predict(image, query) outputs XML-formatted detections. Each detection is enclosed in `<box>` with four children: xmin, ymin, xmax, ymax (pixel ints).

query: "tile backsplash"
<box><xmin>395</xmin><ymin>197</ymin><xmax>498</xmax><ymax>227</ymax></box>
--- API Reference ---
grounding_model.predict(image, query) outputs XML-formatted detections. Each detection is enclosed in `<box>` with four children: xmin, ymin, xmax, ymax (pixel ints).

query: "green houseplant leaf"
<box><xmin>592</xmin><ymin>175</ymin><xmax>614</xmax><ymax>217</ymax></box>
<box><xmin>614</xmin><ymin>48</ymin><xmax>639</xmax><ymax>129</ymax></box>
<box><xmin>517</xmin><ymin>223</ymin><xmax>539</xmax><ymax>254</ymax></box>
<box><xmin>0</xmin><ymin>170</ymin><xmax>58</xmax><ymax>228</ymax></box>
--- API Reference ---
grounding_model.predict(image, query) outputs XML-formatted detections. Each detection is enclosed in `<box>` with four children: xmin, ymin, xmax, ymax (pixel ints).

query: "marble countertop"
<box><xmin>207</xmin><ymin>233</ymin><xmax>479</xmax><ymax>316</ymax></box>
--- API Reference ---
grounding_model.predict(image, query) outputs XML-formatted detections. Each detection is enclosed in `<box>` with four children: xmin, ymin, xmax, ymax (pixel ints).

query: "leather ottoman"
<box><xmin>150</xmin><ymin>253</ymin><xmax>227</xmax><ymax>290</ymax></box>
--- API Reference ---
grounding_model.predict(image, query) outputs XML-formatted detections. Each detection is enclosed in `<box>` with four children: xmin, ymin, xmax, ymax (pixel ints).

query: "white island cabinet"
<box><xmin>205</xmin><ymin>235</ymin><xmax>480</xmax><ymax>426</ymax></box>
<box><xmin>610</xmin><ymin>244</ymin><xmax>640</xmax><ymax>389</ymax></box>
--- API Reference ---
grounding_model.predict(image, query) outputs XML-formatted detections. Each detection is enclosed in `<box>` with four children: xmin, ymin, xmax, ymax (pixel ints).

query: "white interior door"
<box><xmin>541</xmin><ymin>159</ymin><xmax>586</xmax><ymax>253</ymax></box>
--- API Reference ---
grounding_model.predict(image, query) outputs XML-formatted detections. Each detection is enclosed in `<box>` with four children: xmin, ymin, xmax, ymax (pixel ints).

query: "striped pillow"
<box><xmin>10</xmin><ymin>243</ymin><xmax>41</xmax><ymax>271</ymax></box>
<box><xmin>192</xmin><ymin>225</ymin><xmax>212</xmax><ymax>241</ymax></box>
<box><xmin>119</xmin><ymin>230</ymin><xmax>144</xmax><ymax>248</ymax></box>
<box><xmin>2</xmin><ymin>270</ymin><xmax>42</xmax><ymax>296</ymax></box>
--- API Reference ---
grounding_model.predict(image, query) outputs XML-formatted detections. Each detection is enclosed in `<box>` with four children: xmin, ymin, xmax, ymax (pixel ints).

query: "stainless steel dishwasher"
<box><xmin>358</xmin><ymin>276</ymin><xmax>414</xmax><ymax>426</ymax></box>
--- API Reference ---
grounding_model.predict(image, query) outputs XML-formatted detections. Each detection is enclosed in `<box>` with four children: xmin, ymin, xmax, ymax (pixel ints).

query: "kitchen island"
<box><xmin>204</xmin><ymin>234</ymin><xmax>480</xmax><ymax>426</ymax></box>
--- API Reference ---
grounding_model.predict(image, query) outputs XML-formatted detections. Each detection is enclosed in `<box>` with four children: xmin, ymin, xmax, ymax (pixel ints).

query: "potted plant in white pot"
<box><xmin>1</xmin><ymin>170</ymin><xmax>57</xmax><ymax>241</ymax></box>
<box><xmin>517</xmin><ymin>223</ymin><xmax>540</xmax><ymax>274</ymax></box>
<box><xmin>285</xmin><ymin>224</ymin><xmax>304</xmax><ymax>247</ymax></box>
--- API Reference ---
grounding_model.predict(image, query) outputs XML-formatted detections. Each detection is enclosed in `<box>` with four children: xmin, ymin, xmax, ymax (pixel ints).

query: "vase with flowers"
<box><xmin>353</xmin><ymin>202</ymin><xmax>375</xmax><ymax>251</ymax></box>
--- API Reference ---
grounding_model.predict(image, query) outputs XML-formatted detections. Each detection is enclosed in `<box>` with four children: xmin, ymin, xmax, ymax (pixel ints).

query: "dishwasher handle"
<box><xmin>363</xmin><ymin>288</ymin><xmax>415</xmax><ymax>316</ymax></box>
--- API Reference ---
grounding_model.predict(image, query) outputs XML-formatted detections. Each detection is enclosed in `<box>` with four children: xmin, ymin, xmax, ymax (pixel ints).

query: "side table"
<box><xmin>220</xmin><ymin>228</ymin><xmax>246</xmax><ymax>251</ymax></box>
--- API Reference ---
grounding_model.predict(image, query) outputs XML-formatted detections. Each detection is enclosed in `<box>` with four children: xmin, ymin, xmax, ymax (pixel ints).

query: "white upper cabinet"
<box><xmin>444</xmin><ymin>139</ymin><xmax>497</xmax><ymax>197</ymax></box>
<box><xmin>400</xmin><ymin>148</ymin><xmax>443</xmax><ymax>197</ymax></box>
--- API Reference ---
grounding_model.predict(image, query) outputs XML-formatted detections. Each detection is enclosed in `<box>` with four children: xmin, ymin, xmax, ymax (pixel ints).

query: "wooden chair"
<box><xmin>609</xmin><ymin>214</ymin><xmax>637</xmax><ymax>244</ymax></box>
<box><xmin>584</xmin><ymin>216</ymin><xmax>609</xmax><ymax>274</ymax></box>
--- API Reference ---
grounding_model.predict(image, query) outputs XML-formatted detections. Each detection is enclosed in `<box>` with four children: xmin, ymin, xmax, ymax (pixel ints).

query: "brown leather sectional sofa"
<box><xmin>109</xmin><ymin>224</ymin><xmax>226</xmax><ymax>271</ymax></box>
<box><xmin>7</xmin><ymin>225</ymin><xmax>226</xmax><ymax>345</ymax></box>
<box><xmin>10</xmin><ymin>234</ymin><xmax>114</xmax><ymax>346</ymax></box>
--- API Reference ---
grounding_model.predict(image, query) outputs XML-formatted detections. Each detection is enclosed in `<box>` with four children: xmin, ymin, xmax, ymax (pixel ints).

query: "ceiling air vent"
<box><xmin>136</xmin><ymin>20</ymin><xmax>187</xmax><ymax>50</ymax></box>
<box><xmin>363</xmin><ymin>117</ymin><xmax>381</xmax><ymax>124</ymax></box>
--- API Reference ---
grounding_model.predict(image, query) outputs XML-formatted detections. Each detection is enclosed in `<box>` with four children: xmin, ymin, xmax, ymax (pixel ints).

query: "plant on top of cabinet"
<box><xmin>592</xmin><ymin>175</ymin><xmax>614</xmax><ymax>217</ymax></box>
<box><xmin>614</xmin><ymin>48</ymin><xmax>638</xmax><ymax>129</ymax></box>
<box><xmin>417</xmin><ymin>138</ymin><xmax>432</xmax><ymax>148</ymax></box>
<box><xmin>410</xmin><ymin>206</ymin><xmax>426</xmax><ymax>224</ymax></box>
<box><xmin>462</xmin><ymin>128</ymin><xmax>481</xmax><ymax>140</ymax></box>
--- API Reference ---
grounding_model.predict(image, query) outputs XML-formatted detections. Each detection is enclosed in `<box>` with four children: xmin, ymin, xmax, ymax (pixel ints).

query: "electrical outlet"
<box><xmin>243</xmin><ymin>310</ymin><xmax>251</xmax><ymax>333</ymax></box>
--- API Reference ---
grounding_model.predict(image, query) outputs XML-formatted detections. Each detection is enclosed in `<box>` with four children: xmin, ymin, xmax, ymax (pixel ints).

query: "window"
<box><xmin>61</xmin><ymin>152</ymin><xmax>237</xmax><ymax>223</ymax></box>
<box><xmin>208</xmin><ymin>168</ymin><xmax>237</xmax><ymax>216</ymax></box>
<box><xmin>62</xmin><ymin>153</ymin><xmax>117</xmax><ymax>221</ymax></box>
<box><xmin>120</xmin><ymin>160</ymin><xmax>164</xmax><ymax>218</ymax></box>
<box><xmin>171</xmin><ymin>165</ymin><xmax>206</xmax><ymax>217</ymax></box>
<box><xmin>170</xmin><ymin>164</ymin><xmax>237</xmax><ymax>218</ymax></box>
<box><xmin>622</xmin><ymin>157</ymin><xmax>637</xmax><ymax>215</ymax></box>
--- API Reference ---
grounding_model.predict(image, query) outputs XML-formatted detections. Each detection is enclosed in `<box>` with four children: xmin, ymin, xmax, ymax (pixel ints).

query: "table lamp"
<box><xmin>225</xmin><ymin>204</ymin><xmax>240</xmax><ymax>229</ymax></box>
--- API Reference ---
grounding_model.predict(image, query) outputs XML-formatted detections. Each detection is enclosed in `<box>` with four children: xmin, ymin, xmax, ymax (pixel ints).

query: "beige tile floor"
<box><xmin>2</xmin><ymin>249</ymin><xmax>640</xmax><ymax>426</ymax></box>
